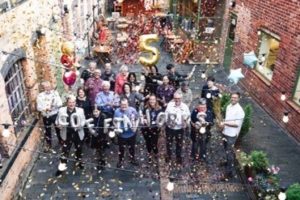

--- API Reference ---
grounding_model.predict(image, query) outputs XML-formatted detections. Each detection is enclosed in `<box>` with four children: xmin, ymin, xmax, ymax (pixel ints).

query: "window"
<box><xmin>4</xmin><ymin>60</ymin><xmax>30</xmax><ymax>134</ymax></box>
<box><xmin>293</xmin><ymin>71</ymin><xmax>300</xmax><ymax>106</ymax></box>
<box><xmin>228</xmin><ymin>17</ymin><xmax>237</xmax><ymax>41</ymax></box>
<box><xmin>256</xmin><ymin>31</ymin><xmax>280</xmax><ymax>81</ymax></box>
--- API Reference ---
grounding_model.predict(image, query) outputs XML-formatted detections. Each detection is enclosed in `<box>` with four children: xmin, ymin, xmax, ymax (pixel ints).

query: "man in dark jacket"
<box><xmin>166</xmin><ymin>64</ymin><xmax>191</xmax><ymax>89</ymax></box>
<box><xmin>190</xmin><ymin>98</ymin><xmax>214</xmax><ymax>162</ymax></box>
<box><xmin>101</xmin><ymin>63</ymin><xmax>116</xmax><ymax>91</ymax></box>
<box><xmin>90</xmin><ymin>107</ymin><xmax>108</xmax><ymax>170</ymax></box>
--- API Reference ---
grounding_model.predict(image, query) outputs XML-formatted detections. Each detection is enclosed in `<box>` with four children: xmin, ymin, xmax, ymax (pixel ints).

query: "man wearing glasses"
<box><xmin>165</xmin><ymin>92</ymin><xmax>190</xmax><ymax>165</ymax></box>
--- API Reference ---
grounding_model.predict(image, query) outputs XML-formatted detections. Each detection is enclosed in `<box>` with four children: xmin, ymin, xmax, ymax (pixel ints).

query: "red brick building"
<box><xmin>227</xmin><ymin>0</ymin><xmax>300</xmax><ymax>140</ymax></box>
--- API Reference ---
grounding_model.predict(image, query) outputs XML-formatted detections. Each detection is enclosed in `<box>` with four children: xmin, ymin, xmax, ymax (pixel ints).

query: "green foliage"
<box><xmin>240</xmin><ymin>104</ymin><xmax>253</xmax><ymax>138</ymax></box>
<box><xmin>236</xmin><ymin>151</ymin><xmax>253</xmax><ymax>168</ymax></box>
<box><xmin>287</xmin><ymin>183</ymin><xmax>300</xmax><ymax>200</ymax></box>
<box><xmin>220</xmin><ymin>93</ymin><xmax>231</xmax><ymax>117</ymax></box>
<box><xmin>250</xmin><ymin>151</ymin><xmax>269</xmax><ymax>172</ymax></box>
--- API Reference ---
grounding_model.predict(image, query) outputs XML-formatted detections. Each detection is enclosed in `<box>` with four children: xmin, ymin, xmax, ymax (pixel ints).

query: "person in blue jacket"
<box><xmin>114</xmin><ymin>98</ymin><xmax>139</xmax><ymax>168</ymax></box>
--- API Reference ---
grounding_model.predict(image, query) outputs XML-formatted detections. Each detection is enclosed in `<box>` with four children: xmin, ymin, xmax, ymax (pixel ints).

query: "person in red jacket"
<box><xmin>115</xmin><ymin>64</ymin><xmax>129</xmax><ymax>95</ymax></box>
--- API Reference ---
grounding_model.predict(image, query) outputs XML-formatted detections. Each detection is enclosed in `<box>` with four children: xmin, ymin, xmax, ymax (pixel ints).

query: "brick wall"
<box><xmin>0</xmin><ymin>0</ymin><xmax>104</xmax><ymax>197</ymax></box>
<box><xmin>231</xmin><ymin>0</ymin><xmax>300</xmax><ymax>140</ymax></box>
<box><xmin>0</xmin><ymin>123</ymin><xmax>42</xmax><ymax>200</ymax></box>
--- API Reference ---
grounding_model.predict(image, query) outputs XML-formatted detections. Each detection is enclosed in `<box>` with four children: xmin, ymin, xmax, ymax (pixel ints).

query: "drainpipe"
<box><xmin>196</xmin><ymin>0</ymin><xmax>201</xmax><ymax>40</ymax></box>
<box><xmin>172</xmin><ymin>0</ymin><xmax>178</xmax><ymax>33</ymax></box>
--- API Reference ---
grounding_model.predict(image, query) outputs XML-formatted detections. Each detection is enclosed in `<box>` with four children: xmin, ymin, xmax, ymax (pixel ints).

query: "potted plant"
<box><xmin>286</xmin><ymin>183</ymin><xmax>300</xmax><ymax>200</ymax></box>
<box><xmin>236</xmin><ymin>151</ymin><xmax>255</xmax><ymax>178</ymax></box>
<box><xmin>250</xmin><ymin>150</ymin><xmax>269</xmax><ymax>174</ymax></box>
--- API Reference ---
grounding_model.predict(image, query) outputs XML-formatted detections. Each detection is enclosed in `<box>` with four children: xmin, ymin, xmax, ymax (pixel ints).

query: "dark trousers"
<box><xmin>91</xmin><ymin>135</ymin><xmax>107</xmax><ymax>166</ymax></box>
<box><xmin>42</xmin><ymin>114</ymin><xmax>62</xmax><ymax>146</ymax></box>
<box><xmin>191</xmin><ymin>126</ymin><xmax>211</xmax><ymax>160</ymax></box>
<box><xmin>166</xmin><ymin>127</ymin><xmax>184</xmax><ymax>159</ymax></box>
<box><xmin>223</xmin><ymin>135</ymin><xmax>237</xmax><ymax>176</ymax></box>
<box><xmin>60</xmin><ymin>131</ymin><xmax>83</xmax><ymax>164</ymax></box>
<box><xmin>97</xmin><ymin>141</ymin><xmax>106</xmax><ymax>166</ymax></box>
<box><xmin>118</xmin><ymin>135</ymin><xmax>136</xmax><ymax>162</ymax></box>
<box><xmin>142</xmin><ymin>128</ymin><xmax>159</xmax><ymax>155</ymax></box>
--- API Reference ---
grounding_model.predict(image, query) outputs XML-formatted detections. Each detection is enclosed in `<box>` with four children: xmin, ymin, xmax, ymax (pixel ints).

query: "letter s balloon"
<box><xmin>138</xmin><ymin>34</ymin><xmax>160</xmax><ymax>67</ymax></box>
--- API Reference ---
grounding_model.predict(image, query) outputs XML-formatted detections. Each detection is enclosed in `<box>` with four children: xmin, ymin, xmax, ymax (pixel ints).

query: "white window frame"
<box><xmin>255</xmin><ymin>30</ymin><xmax>280</xmax><ymax>81</ymax></box>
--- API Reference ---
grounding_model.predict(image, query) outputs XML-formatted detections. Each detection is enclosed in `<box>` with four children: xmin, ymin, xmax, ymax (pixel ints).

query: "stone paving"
<box><xmin>20</xmin><ymin>136</ymin><xmax>160</xmax><ymax>200</ymax></box>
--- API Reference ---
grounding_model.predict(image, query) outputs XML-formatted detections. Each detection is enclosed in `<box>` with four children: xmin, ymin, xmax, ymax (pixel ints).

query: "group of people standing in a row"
<box><xmin>37</xmin><ymin>61</ymin><xmax>245</xmax><ymax>179</ymax></box>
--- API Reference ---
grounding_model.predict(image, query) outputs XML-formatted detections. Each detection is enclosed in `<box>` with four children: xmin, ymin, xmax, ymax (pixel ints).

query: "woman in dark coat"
<box><xmin>76</xmin><ymin>87</ymin><xmax>92</xmax><ymax>143</ymax></box>
<box><xmin>141</xmin><ymin>95</ymin><xmax>163</xmax><ymax>163</ymax></box>
<box><xmin>90</xmin><ymin>108</ymin><xmax>107</xmax><ymax>170</ymax></box>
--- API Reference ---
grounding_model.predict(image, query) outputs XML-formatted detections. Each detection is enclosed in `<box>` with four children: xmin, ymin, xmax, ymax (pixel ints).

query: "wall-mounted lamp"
<box><xmin>36</xmin><ymin>27</ymin><xmax>46</xmax><ymax>37</ymax></box>
<box><xmin>230</xmin><ymin>0</ymin><xmax>236</xmax><ymax>8</ymax></box>
<box><xmin>205</xmin><ymin>57</ymin><xmax>210</xmax><ymax>64</ymax></box>
<box><xmin>257</xmin><ymin>30</ymin><xmax>261</xmax><ymax>35</ymax></box>
<box><xmin>166</xmin><ymin>179</ymin><xmax>174</xmax><ymax>191</ymax></box>
<box><xmin>52</xmin><ymin>14</ymin><xmax>60</xmax><ymax>23</ymax></box>
<box><xmin>201</xmin><ymin>71</ymin><xmax>206</xmax><ymax>79</ymax></box>
<box><xmin>1</xmin><ymin>124</ymin><xmax>11</xmax><ymax>138</ymax></box>
<box><xmin>260</xmin><ymin>54</ymin><xmax>266</xmax><ymax>62</ymax></box>
<box><xmin>280</xmin><ymin>92</ymin><xmax>286</xmax><ymax>101</ymax></box>
<box><xmin>63</xmin><ymin>5</ymin><xmax>69</xmax><ymax>14</ymax></box>
<box><xmin>282</xmin><ymin>112</ymin><xmax>289</xmax><ymax>123</ymax></box>
<box><xmin>278</xmin><ymin>192</ymin><xmax>286</xmax><ymax>200</ymax></box>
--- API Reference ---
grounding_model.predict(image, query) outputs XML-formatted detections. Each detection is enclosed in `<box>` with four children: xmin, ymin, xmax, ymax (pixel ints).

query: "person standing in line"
<box><xmin>76</xmin><ymin>87</ymin><xmax>92</xmax><ymax>144</ymax></box>
<box><xmin>127</xmin><ymin>72</ymin><xmax>139</xmax><ymax>90</ymax></box>
<box><xmin>81</xmin><ymin>61</ymin><xmax>97</xmax><ymax>83</ymax></box>
<box><xmin>165</xmin><ymin>92</ymin><xmax>190</xmax><ymax>165</ymax></box>
<box><xmin>201</xmin><ymin>76</ymin><xmax>220</xmax><ymax>143</ymax></box>
<box><xmin>141</xmin><ymin>95</ymin><xmax>163</xmax><ymax>164</ymax></box>
<box><xmin>101</xmin><ymin>63</ymin><xmax>116</xmax><ymax>91</ymax></box>
<box><xmin>55</xmin><ymin>95</ymin><xmax>86</xmax><ymax>176</ymax></box>
<box><xmin>156</xmin><ymin>75</ymin><xmax>176</xmax><ymax>109</ymax></box>
<box><xmin>115</xmin><ymin>65</ymin><xmax>129</xmax><ymax>95</ymax></box>
<box><xmin>190</xmin><ymin>98</ymin><xmax>214</xmax><ymax>162</ymax></box>
<box><xmin>84</xmin><ymin>69</ymin><xmax>103</xmax><ymax>105</ymax></box>
<box><xmin>176</xmin><ymin>81</ymin><xmax>193</xmax><ymax>108</ymax></box>
<box><xmin>120</xmin><ymin>83</ymin><xmax>145</xmax><ymax>110</ymax></box>
<box><xmin>219</xmin><ymin>92</ymin><xmax>245</xmax><ymax>179</ymax></box>
<box><xmin>201</xmin><ymin>76</ymin><xmax>220</xmax><ymax>116</ymax></box>
<box><xmin>36</xmin><ymin>81</ymin><xmax>63</xmax><ymax>151</ymax></box>
<box><xmin>90</xmin><ymin>107</ymin><xmax>108</xmax><ymax>170</ymax></box>
<box><xmin>114</xmin><ymin>98</ymin><xmax>139</xmax><ymax>168</ymax></box>
<box><xmin>143</xmin><ymin>65</ymin><xmax>162</xmax><ymax>96</ymax></box>
<box><xmin>95</xmin><ymin>81</ymin><xmax>120</xmax><ymax>118</ymax></box>
<box><xmin>166</xmin><ymin>64</ymin><xmax>191</xmax><ymax>89</ymax></box>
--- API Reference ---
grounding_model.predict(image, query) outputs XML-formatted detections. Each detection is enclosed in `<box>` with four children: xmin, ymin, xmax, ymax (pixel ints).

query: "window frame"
<box><xmin>255</xmin><ymin>29</ymin><xmax>280</xmax><ymax>81</ymax></box>
<box><xmin>292</xmin><ymin>66</ymin><xmax>300</xmax><ymax>106</ymax></box>
<box><xmin>4</xmin><ymin>59</ymin><xmax>31</xmax><ymax>134</ymax></box>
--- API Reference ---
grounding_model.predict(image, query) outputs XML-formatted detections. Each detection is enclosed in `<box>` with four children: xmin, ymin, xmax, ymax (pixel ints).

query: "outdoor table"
<box><xmin>93</xmin><ymin>45</ymin><xmax>112</xmax><ymax>65</ymax></box>
<box><xmin>117</xmin><ymin>23</ymin><xmax>129</xmax><ymax>30</ymax></box>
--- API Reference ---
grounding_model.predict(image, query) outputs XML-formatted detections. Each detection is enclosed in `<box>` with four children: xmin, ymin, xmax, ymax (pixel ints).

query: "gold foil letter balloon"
<box><xmin>138</xmin><ymin>34</ymin><xmax>160</xmax><ymax>67</ymax></box>
<box><xmin>61</xmin><ymin>41</ymin><xmax>75</xmax><ymax>56</ymax></box>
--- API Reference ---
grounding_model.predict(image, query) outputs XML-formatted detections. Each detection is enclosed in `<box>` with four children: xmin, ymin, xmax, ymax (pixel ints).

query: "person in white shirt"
<box><xmin>220</xmin><ymin>92</ymin><xmax>245</xmax><ymax>179</ymax></box>
<box><xmin>165</xmin><ymin>92</ymin><xmax>190</xmax><ymax>164</ymax></box>
<box><xmin>36</xmin><ymin>81</ymin><xmax>63</xmax><ymax>150</ymax></box>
